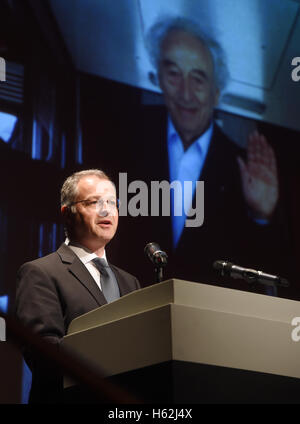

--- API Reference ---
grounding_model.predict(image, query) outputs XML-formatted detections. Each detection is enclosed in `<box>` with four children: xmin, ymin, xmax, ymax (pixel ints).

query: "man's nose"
<box><xmin>98</xmin><ymin>201</ymin><xmax>117</xmax><ymax>217</ymax></box>
<box><xmin>98</xmin><ymin>201</ymin><xmax>109</xmax><ymax>217</ymax></box>
<box><xmin>178</xmin><ymin>77</ymin><xmax>193</xmax><ymax>103</ymax></box>
<box><xmin>98</xmin><ymin>208</ymin><xmax>109</xmax><ymax>217</ymax></box>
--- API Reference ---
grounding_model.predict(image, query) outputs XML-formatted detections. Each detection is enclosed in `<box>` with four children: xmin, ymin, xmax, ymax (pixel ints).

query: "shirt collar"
<box><xmin>167</xmin><ymin>117</ymin><xmax>213</xmax><ymax>157</ymax></box>
<box><xmin>66</xmin><ymin>240</ymin><xmax>107</xmax><ymax>265</ymax></box>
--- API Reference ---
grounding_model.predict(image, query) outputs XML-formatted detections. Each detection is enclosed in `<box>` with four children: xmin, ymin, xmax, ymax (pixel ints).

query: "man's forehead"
<box><xmin>161</xmin><ymin>30</ymin><xmax>212</xmax><ymax>63</ymax></box>
<box><xmin>77</xmin><ymin>176</ymin><xmax>116</xmax><ymax>196</ymax></box>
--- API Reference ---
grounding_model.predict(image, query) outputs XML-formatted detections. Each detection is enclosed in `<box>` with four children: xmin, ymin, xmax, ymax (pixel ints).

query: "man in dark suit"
<box><xmin>15</xmin><ymin>169</ymin><xmax>140</xmax><ymax>403</ymax></box>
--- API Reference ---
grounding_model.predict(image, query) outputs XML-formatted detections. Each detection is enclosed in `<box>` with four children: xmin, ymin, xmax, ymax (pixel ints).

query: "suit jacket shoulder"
<box><xmin>15</xmin><ymin>243</ymin><xmax>141</xmax><ymax>403</ymax></box>
<box><xmin>15</xmin><ymin>243</ymin><xmax>141</xmax><ymax>344</ymax></box>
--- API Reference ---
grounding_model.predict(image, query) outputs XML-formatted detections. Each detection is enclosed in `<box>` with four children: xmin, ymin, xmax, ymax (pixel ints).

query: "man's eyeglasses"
<box><xmin>70</xmin><ymin>198</ymin><xmax>120</xmax><ymax>211</ymax></box>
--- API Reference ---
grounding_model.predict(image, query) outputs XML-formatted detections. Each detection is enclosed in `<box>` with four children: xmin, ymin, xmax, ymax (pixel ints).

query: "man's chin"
<box><xmin>173</xmin><ymin>117</ymin><xmax>202</xmax><ymax>136</ymax></box>
<box><xmin>96</xmin><ymin>229</ymin><xmax>116</xmax><ymax>243</ymax></box>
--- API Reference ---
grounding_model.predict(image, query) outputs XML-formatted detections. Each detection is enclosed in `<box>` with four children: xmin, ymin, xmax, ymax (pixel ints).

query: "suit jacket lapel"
<box><xmin>57</xmin><ymin>243</ymin><xmax>107</xmax><ymax>306</ymax></box>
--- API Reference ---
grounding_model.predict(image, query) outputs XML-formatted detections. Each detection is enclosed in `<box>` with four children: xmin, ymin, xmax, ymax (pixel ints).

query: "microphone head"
<box><xmin>144</xmin><ymin>242</ymin><xmax>168</xmax><ymax>266</ymax></box>
<box><xmin>144</xmin><ymin>242</ymin><xmax>161</xmax><ymax>258</ymax></box>
<box><xmin>213</xmin><ymin>260</ymin><xmax>224</xmax><ymax>271</ymax></box>
<box><xmin>213</xmin><ymin>260</ymin><xmax>233</xmax><ymax>275</ymax></box>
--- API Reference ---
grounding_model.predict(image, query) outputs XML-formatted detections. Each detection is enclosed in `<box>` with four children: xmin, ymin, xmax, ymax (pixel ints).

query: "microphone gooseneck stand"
<box><xmin>144</xmin><ymin>242</ymin><xmax>168</xmax><ymax>283</ymax></box>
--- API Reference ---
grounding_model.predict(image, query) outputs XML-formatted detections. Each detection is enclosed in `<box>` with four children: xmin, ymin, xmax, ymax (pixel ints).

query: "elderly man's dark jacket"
<box><xmin>112</xmin><ymin>106</ymin><xmax>291</xmax><ymax>292</ymax></box>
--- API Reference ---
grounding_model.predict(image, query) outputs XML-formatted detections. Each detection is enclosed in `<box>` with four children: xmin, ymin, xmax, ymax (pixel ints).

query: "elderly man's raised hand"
<box><xmin>237</xmin><ymin>131</ymin><xmax>279</xmax><ymax>220</ymax></box>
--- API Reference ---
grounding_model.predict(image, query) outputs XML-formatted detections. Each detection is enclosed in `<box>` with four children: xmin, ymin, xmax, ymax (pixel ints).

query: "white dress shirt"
<box><xmin>67</xmin><ymin>241</ymin><xmax>107</xmax><ymax>291</ymax></box>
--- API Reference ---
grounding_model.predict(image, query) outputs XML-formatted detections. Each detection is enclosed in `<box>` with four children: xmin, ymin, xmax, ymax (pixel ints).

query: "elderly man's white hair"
<box><xmin>145</xmin><ymin>16</ymin><xmax>230</xmax><ymax>95</ymax></box>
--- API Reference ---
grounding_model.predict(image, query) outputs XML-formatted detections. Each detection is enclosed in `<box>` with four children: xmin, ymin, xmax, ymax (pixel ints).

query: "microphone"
<box><xmin>213</xmin><ymin>260</ymin><xmax>289</xmax><ymax>288</ymax></box>
<box><xmin>144</xmin><ymin>242</ymin><xmax>168</xmax><ymax>267</ymax></box>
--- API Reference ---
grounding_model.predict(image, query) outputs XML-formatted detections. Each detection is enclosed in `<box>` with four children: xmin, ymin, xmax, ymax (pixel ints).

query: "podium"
<box><xmin>62</xmin><ymin>279</ymin><xmax>300</xmax><ymax>403</ymax></box>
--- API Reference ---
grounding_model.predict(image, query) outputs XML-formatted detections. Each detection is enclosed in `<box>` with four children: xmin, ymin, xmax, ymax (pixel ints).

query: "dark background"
<box><xmin>1</xmin><ymin>0</ymin><xmax>300</xmax><ymax>404</ymax></box>
<box><xmin>1</xmin><ymin>0</ymin><xmax>300</xmax><ymax>310</ymax></box>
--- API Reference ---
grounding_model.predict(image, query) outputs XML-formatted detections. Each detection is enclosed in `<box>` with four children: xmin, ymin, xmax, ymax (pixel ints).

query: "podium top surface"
<box><xmin>67</xmin><ymin>279</ymin><xmax>300</xmax><ymax>336</ymax></box>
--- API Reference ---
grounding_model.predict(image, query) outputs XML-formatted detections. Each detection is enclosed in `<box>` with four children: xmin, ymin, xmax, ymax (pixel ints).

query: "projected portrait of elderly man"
<box><xmin>127</xmin><ymin>16</ymin><xmax>288</xmax><ymax>291</ymax></box>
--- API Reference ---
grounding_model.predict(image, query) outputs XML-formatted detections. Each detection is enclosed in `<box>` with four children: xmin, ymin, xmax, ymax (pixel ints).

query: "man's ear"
<box><xmin>61</xmin><ymin>205</ymin><xmax>73</xmax><ymax>224</ymax></box>
<box><xmin>61</xmin><ymin>205</ymin><xmax>74</xmax><ymax>238</ymax></box>
<box><xmin>61</xmin><ymin>205</ymin><xmax>68</xmax><ymax>218</ymax></box>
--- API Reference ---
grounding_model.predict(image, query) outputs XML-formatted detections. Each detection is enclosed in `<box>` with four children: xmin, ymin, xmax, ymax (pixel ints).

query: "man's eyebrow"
<box><xmin>86</xmin><ymin>195</ymin><xmax>116</xmax><ymax>200</ymax></box>
<box><xmin>191</xmin><ymin>69</ymin><xmax>209</xmax><ymax>80</ymax></box>
<box><xmin>161</xmin><ymin>60</ymin><xmax>209</xmax><ymax>79</ymax></box>
<box><xmin>161</xmin><ymin>59</ymin><xmax>179</xmax><ymax>68</ymax></box>
<box><xmin>82</xmin><ymin>196</ymin><xmax>100</xmax><ymax>201</ymax></box>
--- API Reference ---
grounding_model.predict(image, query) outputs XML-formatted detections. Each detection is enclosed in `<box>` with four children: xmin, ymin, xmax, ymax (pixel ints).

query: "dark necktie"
<box><xmin>92</xmin><ymin>257</ymin><xmax>120</xmax><ymax>303</ymax></box>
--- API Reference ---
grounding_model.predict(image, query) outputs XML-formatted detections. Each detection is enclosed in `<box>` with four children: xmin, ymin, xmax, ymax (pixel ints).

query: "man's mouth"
<box><xmin>176</xmin><ymin>104</ymin><xmax>199</xmax><ymax>120</ymax></box>
<box><xmin>98</xmin><ymin>219</ymin><xmax>112</xmax><ymax>227</ymax></box>
<box><xmin>177</xmin><ymin>105</ymin><xmax>198</xmax><ymax>114</ymax></box>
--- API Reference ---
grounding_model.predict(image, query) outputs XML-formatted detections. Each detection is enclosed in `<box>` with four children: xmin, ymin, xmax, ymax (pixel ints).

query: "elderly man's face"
<box><xmin>158</xmin><ymin>30</ymin><xmax>219</xmax><ymax>148</ymax></box>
